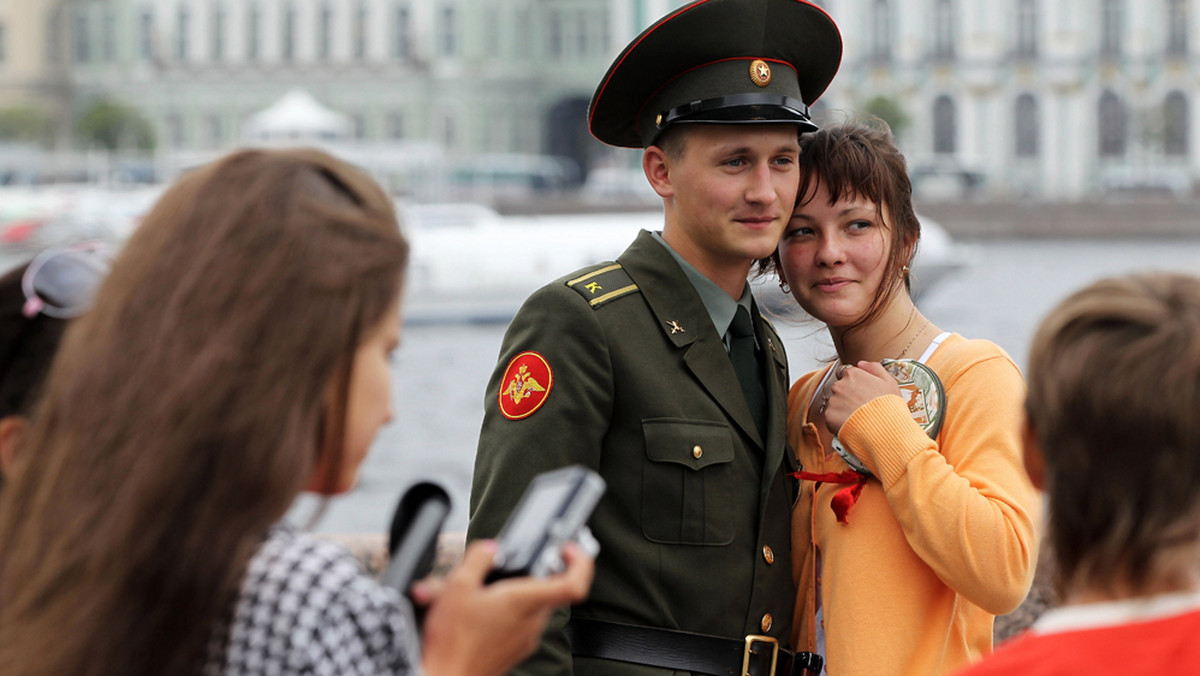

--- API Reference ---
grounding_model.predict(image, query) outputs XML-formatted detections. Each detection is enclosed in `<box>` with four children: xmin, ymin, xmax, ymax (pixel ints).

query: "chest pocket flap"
<box><xmin>641</xmin><ymin>419</ymin><xmax>735</xmax><ymax>545</ymax></box>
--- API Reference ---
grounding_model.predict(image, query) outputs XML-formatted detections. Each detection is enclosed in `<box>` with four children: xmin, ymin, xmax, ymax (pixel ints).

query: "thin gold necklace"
<box><xmin>896</xmin><ymin>315</ymin><xmax>931</xmax><ymax>359</ymax></box>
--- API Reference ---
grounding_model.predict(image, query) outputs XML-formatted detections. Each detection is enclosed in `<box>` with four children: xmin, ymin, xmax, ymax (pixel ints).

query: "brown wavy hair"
<box><xmin>1025</xmin><ymin>272</ymin><xmax>1200</xmax><ymax>598</ymax></box>
<box><xmin>0</xmin><ymin>148</ymin><xmax>408</xmax><ymax>675</ymax></box>
<box><xmin>759</xmin><ymin>120</ymin><xmax>920</xmax><ymax>331</ymax></box>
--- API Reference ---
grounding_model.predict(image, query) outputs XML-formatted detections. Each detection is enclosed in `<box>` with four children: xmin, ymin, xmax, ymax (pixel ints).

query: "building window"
<box><xmin>140</xmin><ymin>9</ymin><xmax>154</xmax><ymax>61</ymax></box>
<box><xmin>1015</xmin><ymin>94</ymin><xmax>1039</xmax><ymax>157</ymax></box>
<box><xmin>1164</xmin><ymin>91</ymin><xmax>1189</xmax><ymax>157</ymax></box>
<box><xmin>353</xmin><ymin>1</ymin><xmax>367</xmax><ymax>61</ymax></box>
<box><xmin>386</xmin><ymin>112</ymin><xmax>404</xmax><ymax>140</ymax></box>
<box><xmin>1168</xmin><ymin>0</ymin><xmax>1189</xmax><ymax>56</ymax></box>
<box><xmin>1015</xmin><ymin>0</ymin><xmax>1038</xmax><ymax>58</ymax></box>
<box><xmin>933</xmin><ymin>95</ymin><xmax>957</xmax><ymax>154</ymax></box>
<box><xmin>597</xmin><ymin>8</ymin><xmax>610</xmax><ymax>56</ymax></box>
<box><xmin>205</xmin><ymin>114</ymin><xmax>223</xmax><ymax>148</ymax></box>
<box><xmin>318</xmin><ymin>3</ymin><xmax>332</xmax><ymax>61</ymax></box>
<box><xmin>483</xmin><ymin>6</ymin><xmax>500</xmax><ymax>55</ymax></box>
<box><xmin>247</xmin><ymin>3</ymin><xmax>260</xmax><ymax>62</ymax></box>
<box><xmin>931</xmin><ymin>0</ymin><xmax>956</xmax><ymax>60</ymax></box>
<box><xmin>442</xmin><ymin>112</ymin><xmax>457</xmax><ymax>149</ymax></box>
<box><xmin>515</xmin><ymin>8</ymin><xmax>531</xmax><ymax>58</ymax></box>
<box><xmin>212</xmin><ymin>4</ymin><xmax>225</xmax><ymax>61</ymax></box>
<box><xmin>440</xmin><ymin>5</ymin><xmax>458</xmax><ymax>56</ymax></box>
<box><xmin>176</xmin><ymin>7</ymin><xmax>190</xmax><ymax>61</ymax></box>
<box><xmin>282</xmin><ymin>2</ymin><xmax>296</xmax><ymax>62</ymax></box>
<box><xmin>1100</xmin><ymin>0</ymin><xmax>1123</xmax><ymax>57</ymax></box>
<box><xmin>74</xmin><ymin>9</ymin><xmax>90</xmax><ymax>63</ymax></box>
<box><xmin>47</xmin><ymin>8</ymin><xmax>63</xmax><ymax>64</ymax></box>
<box><xmin>166</xmin><ymin>113</ymin><xmax>184</xmax><ymax>149</ymax></box>
<box><xmin>548</xmin><ymin>10</ymin><xmax>563</xmax><ymax>58</ymax></box>
<box><xmin>1098</xmin><ymin>90</ymin><xmax>1127</xmax><ymax>157</ymax></box>
<box><xmin>869</xmin><ymin>0</ymin><xmax>893</xmax><ymax>62</ymax></box>
<box><xmin>576</xmin><ymin>10</ymin><xmax>589</xmax><ymax>59</ymax></box>
<box><xmin>392</xmin><ymin>4</ymin><xmax>411</xmax><ymax>60</ymax></box>
<box><xmin>103</xmin><ymin>10</ymin><xmax>116</xmax><ymax>62</ymax></box>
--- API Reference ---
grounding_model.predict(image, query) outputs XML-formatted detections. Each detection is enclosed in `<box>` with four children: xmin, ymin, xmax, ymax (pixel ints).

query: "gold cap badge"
<box><xmin>749</xmin><ymin>59</ymin><xmax>772</xmax><ymax>87</ymax></box>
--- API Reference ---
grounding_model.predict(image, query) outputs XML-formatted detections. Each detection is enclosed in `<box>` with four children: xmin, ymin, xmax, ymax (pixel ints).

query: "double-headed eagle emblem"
<box><xmin>503</xmin><ymin>364</ymin><xmax>546</xmax><ymax>405</ymax></box>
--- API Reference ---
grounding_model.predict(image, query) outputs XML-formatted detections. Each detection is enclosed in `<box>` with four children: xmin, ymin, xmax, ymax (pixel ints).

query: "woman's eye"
<box><xmin>848</xmin><ymin>220</ymin><xmax>873</xmax><ymax>231</ymax></box>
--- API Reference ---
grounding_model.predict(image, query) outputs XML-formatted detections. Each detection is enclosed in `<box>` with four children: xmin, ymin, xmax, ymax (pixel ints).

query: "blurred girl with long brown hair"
<box><xmin>0</xmin><ymin>148</ymin><xmax>591</xmax><ymax>676</ymax></box>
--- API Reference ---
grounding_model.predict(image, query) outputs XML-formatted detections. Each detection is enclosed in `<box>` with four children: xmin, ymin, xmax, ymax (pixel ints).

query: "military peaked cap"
<box><xmin>589</xmin><ymin>0</ymin><xmax>842</xmax><ymax>148</ymax></box>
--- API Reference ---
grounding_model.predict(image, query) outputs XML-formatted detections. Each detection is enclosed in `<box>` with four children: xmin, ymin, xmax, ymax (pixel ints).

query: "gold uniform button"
<box><xmin>692</xmin><ymin>445</ymin><xmax>703</xmax><ymax>459</ymax></box>
<box><xmin>761</xmin><ymin>613</ymin><xmax>773</xmax><ymax>633</ymax></box>
<box><xmin>762</xmin><ymin>545</ymin><xmax>775</xmax><ymax>565</ymax></box>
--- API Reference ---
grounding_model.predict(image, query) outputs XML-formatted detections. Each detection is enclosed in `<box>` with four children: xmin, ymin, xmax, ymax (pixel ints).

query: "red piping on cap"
<box><xmin>587</xmin><ymin>0</ymin><xmax>718</xmax><ymax>130</ymax></box>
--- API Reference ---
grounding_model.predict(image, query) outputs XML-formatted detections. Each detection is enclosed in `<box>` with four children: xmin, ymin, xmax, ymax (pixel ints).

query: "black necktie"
<box><xmin>729</xmin><ymin>305</ymin><xmax>766</xmax><ymax>439</ymax></box>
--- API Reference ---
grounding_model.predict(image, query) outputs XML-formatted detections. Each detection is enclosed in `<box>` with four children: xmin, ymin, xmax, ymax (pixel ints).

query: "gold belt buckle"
<box><xmin>742</xmin><ymin>634</ymin><xmax>779</xmax><ymax>676</ymax></box>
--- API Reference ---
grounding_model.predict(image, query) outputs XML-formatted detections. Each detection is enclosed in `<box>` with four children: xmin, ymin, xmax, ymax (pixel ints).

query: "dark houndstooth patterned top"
<box><xmin>203</xmin><ymin>524</ymin><xmax>421</xmax><ymax>675</ymax></box>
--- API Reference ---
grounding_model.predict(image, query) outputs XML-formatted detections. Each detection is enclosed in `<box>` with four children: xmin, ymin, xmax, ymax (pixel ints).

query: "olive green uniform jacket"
<box><xmin>468</xmin><ymin>230</ymin><xmax>798</xmax><ymax>675</ymax></box>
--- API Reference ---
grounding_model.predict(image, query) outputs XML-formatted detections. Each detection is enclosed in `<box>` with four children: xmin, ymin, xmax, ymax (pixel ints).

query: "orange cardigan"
<box><xmin>790</xmin><ymin>334</ymin><xmax>1041</xmax><ymax>675</ymax></box>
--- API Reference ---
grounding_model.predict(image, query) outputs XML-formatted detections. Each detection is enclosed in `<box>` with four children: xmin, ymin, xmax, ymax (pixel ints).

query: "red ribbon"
<box><xmin>791</xmin><ymin>470</ymin><xmax>868</xmax><ymax>524</ymax></box>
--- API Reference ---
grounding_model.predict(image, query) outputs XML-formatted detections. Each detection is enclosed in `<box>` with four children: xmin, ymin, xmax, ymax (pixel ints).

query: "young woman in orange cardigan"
<box><xmin>765</xmin><ymin>121</ymin><xmax>1041</xmax><ymax>675</ymax></box>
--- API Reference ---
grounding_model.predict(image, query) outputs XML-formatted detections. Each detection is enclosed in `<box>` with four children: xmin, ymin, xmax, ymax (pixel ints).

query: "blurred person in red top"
<box><xmin>957</xmin><ymin>271</ymin><xmax>1200</xmax><ymax>676</ymax></box>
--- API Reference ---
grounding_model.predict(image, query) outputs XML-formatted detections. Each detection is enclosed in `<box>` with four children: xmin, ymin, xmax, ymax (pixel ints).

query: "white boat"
<box><xmin>0</xmin><ymin>184</ymin><xmax>163</xmax><ymax>252</ymax></box>
<box><xmin>400</xmin><ymin>203</ymin><xmax>971</xmax><ymax>325</ymax></box>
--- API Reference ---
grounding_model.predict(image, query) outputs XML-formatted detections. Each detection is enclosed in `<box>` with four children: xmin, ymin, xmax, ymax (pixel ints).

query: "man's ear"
<box><xmin>0</xmin><ymin>415</ymin><xmax>29</xmax><ymax>479</ymax></box>
<box><xmin>1021</xmin><ymin>417</ymin><xmax>1046</xmax><ymax>491</ymax></box>
<box><xmin>643</xmin><ymin>146</ymin><xmax>674</xmax><ymax>198</ymax></box>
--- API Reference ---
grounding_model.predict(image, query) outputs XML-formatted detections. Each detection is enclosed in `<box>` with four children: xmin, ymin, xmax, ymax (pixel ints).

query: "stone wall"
<box><xmin>919</xmin><ymin>199</ymin><xmax>1200</xmax><ymax>240</ymax></box>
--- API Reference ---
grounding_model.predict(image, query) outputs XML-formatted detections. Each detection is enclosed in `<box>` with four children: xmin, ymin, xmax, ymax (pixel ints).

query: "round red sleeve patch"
<box><xmin>497</xmin><ymin>351</ymin><xmax>554</xmax><ymax>420</ymax></box>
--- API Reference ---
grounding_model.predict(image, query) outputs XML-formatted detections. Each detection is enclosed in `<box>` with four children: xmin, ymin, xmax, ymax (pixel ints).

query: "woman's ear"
<box><xmin>642</xmin><ymin>146</ymin><xmax>674</xmax><ymax>198</ymax></box>
<box><xmin>1021</xmin><ymin>418</ymin><xmax>1046</xmax><ymax>491</ymax></box>
<box><xmin>0</xmin><ymin>415</ymin><xmax>29</xmax><ymax>478</ymax></box>
<box><xmin>305</xmin><ymin>383</ymin><xmax>338</xmax><ymax>495</ymax></box>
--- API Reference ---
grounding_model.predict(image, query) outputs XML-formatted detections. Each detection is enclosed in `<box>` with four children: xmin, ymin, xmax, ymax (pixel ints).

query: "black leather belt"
<box><xmin>565</xmin><ymin>617</ymin><xmax>824</xmax><ymax>676</ymax></box>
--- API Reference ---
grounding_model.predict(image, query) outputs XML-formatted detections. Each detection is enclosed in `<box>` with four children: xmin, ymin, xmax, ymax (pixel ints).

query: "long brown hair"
<box><xmin>0</xmin><ymin>148</ymin><xmax>408</xmax><ymax>675</ymax></box>
<box><xmin>1026</xmin><ymin>272</ymin><xmax>1200</xmax><ymax>598</ymax></box>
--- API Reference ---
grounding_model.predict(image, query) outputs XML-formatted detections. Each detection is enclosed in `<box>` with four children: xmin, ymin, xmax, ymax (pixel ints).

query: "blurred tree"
<box><xmin>861</xmin><ymin>95</ymin><xmax>912</xmax><ymax>139</ymax></box>
<box><xmin>75</xmin><ymin>99</ymin><xmax>156</xmax><ymax>151</ymax></box>
<box><xmin>0</xmin><ymin>104</ymin><xmax>55</xmax><ymax>146</ymax></box>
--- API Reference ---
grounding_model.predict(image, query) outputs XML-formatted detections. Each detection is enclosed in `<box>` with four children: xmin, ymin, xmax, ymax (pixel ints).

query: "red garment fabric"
<box><xmin>957</xmin><ymin>603</ymin><xmax>1200</xmax><ymax>676</ymax></box>
<box><xmin>791</xmin><ymin>470</ymin><xmax>865</xmax><ymax>524</ymax></box>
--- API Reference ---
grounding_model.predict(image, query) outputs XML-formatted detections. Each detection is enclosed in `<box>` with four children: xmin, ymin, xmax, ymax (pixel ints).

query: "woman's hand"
<box><xmin>824</xmin><ymin>361</ymin><xmax>902</xmax><ymax>436</ymax></box>
<box><xmin>418</xmin><ymin>539</ymin><xmax>595</xmax><ymax>676</ymax></box>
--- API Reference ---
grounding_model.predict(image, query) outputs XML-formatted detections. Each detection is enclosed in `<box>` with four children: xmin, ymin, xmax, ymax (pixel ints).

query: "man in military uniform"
<box><xmin>467</xmin><ymin>1</ymin><xmax>841</xmax><ymax>674</ymax></box>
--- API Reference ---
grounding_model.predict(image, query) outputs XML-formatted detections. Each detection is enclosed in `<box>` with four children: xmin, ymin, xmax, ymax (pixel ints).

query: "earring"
<box><xmin>778</xmin><ymin>279</ymin><xmax>790</xmax><ymax>294</ymax></box>
<box><xmin>901</xmin><ymin>265</ymin><xmax>910</xmax><ymax>278</ymax></box>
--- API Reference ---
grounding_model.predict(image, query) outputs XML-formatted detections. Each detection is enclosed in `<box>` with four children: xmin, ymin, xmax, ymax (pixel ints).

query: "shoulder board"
<box><xmin>566</xmin><ymin>263</ymin><xmax>640</xmax><ymax>309</ymax></box>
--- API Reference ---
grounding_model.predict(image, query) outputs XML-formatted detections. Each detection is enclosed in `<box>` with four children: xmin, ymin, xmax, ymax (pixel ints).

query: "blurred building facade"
<box><xmin>819</xmin><ymin>0</ymin><xmax>1200</xmax><ymax>200</ymax></box>
<box><xmin>1</xmin><ymin>0</ymin><xmax>1199</xmax><ymax>200</ymax></box>
<box><xmin>0</xmin><ymin>0</ymin><xmax>74</xmax><ymax>144</ymax></box>
<box><xmin>0</xmin><ymin>0</ymin><xmax>687</xmax><ymax>185</ymax></box>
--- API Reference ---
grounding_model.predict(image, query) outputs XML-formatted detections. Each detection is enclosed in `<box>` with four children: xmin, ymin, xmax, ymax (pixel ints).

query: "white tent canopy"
<box><xmin>241</xmin><ymin>89</ymin><xmax>353</xmax><ymax>142</ymax></box>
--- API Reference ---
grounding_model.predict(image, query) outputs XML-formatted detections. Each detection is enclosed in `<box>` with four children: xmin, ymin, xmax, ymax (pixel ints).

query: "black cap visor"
<box><xmin>653</xmin><ymin>93</ymin><xmax>818</xmax><ymax>144</ymax></box>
